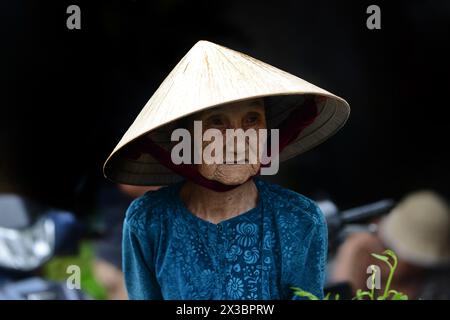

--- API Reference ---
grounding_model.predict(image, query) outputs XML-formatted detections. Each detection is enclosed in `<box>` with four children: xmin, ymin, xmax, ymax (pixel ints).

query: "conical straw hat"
<box><xmin>103</xmin><ymin>40</ymin><xmax>350</xmax><ymax>186</ymax></box>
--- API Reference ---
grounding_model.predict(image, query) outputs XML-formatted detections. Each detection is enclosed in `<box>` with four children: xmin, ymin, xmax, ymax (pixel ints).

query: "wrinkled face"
<box><xmin>191</xmin><ymin>98</ymin><xmax>267</xmax><ymax>185</ymax></box>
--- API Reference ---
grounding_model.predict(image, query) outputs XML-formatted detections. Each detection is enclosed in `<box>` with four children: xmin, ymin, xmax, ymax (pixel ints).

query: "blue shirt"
<box><xmin>122</xmin><ymin>178</ymin><xmax>327</xmax><ymax>300</ymax></box>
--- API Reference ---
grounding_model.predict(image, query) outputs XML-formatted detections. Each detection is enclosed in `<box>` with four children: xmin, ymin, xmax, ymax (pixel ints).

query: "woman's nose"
<box><xmin>228</xmin><ymin>118</ymin><xmax>243</xmax><ymax>130</ymax></box>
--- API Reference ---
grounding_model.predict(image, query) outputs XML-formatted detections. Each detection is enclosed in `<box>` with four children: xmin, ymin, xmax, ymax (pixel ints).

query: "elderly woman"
<box><xmin>103</xmin><ymin>41</ymin><xmax>350</xmax><ymax>300</ymax></box>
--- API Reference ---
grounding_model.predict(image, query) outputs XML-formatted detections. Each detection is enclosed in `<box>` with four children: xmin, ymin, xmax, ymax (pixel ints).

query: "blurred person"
<box><xmin>332</xmin><ymin>190</ymin><xmax>450</xmax><ymax>299</ymax></box>
<box><xmin>93</xmin><ymin>183</ymin><xmax>161</xmax><ymax>300</ymax></box>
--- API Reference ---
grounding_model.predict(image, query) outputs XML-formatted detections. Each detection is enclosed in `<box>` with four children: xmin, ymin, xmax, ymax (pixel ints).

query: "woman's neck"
<box><xmin>179</xmin><ymin>179</ymin><xmax>258</xmax><ymax>224</ymax></box>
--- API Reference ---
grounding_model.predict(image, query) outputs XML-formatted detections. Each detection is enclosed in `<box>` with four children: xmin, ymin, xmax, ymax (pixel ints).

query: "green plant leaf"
<box><xmin>388</xmin><ymin>290</ymin><xmax>408</xmax><ymax>300</ymax></box>
<box><xmin>43</xmin><ymin>241</ymin><xmax>108</xmax><ymax>300</ymax></box>
<box><xmin>371</xmin><ymin>253</ymin><xmax>389</xmax><ymax>262</ymax></box>
<box><xmin>383</xmin><ymin>250</ymin><xmax>396</xmax><ymax>259</ymax></box>
<box><xmin>353</xmin><ymin>290</ymin><xmax>373</xmax><ymax>300</ymax></box>
<box><xmin>346</xmin><ymin>250</ymin><xmax>408</xmax><ymax>301</ymax></box>
<box><xmin>383</xmin><ymin>249</ymin><xmax>398</xmax><ymax>268</ymax></box>
<box><xmin>388</xmin><ymin>289</ymin><xmax>399</xmax><ymax>295</ymax></box>
<box><xmin>291</xmin><ymin>287</ymin><xmax>319</xmax><ymax>300</ymax></box>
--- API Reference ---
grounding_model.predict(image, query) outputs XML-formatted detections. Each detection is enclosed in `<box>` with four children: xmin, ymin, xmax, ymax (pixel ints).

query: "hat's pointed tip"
<box><xmin>196</xmin><ymin>39</ymin><xmax>213</xmax><ymax>45</ymax></box>
<box><xmin>193</xmin><ymin>40</ymin><xmax>219</xmax><ymax>50</ymax></box>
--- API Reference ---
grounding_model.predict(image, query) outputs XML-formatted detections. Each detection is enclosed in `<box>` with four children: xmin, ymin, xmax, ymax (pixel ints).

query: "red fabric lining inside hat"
<box><xmin>125</xmin><ymin>96</ymin><xmax>319</xmax><ymax>192</ymax></box>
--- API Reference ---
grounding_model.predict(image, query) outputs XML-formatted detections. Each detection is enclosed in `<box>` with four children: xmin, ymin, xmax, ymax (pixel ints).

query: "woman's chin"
<box><xmin>215</xmin><ymin>177</ymin><xmax>247</xmax><ymax>186</ymax></box>
<box><xmin>211</xmin><ymin>164</ymin><xmax>258</xmax><ymax>185</ymax></box>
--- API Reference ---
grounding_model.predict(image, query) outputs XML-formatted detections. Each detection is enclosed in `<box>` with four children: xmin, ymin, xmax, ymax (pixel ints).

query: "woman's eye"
<box><xmin>208</xmin><ymin>116</ymin><xmax>225</xmax><ymax>127</ymax></box>
<box><xmin>244</xmin><ymin>114</ymin><xmax>259</xmax><ymax>125</ymax></box>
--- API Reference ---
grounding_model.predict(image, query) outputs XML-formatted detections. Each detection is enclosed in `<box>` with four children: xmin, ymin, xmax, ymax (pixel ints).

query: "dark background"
<box><xmin>1</xmin><ymin>0</ymin><xmax>449</xmax><ymax>214</ymax></box>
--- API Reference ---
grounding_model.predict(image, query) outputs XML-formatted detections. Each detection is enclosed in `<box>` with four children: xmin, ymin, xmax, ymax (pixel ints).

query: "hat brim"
<box><xmin>103</xmin><ymin>91</ymin><xmax>350</xmax><ymax>186</ymax></box>
<box><xmin>379</xmin><ymin>216</ymin><xmax>450</xmax><ymax>268</ymax></box>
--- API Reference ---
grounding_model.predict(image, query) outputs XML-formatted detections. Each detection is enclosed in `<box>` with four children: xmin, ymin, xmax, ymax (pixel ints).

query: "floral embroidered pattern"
<box><xmin>226</xmin><ymin>277</ymin><xmax>245</xmax><ymax>299</ymax></box>
<box><xmin>225</xmin><ymin>245</ymin><xmax>242</xmax><ymax>261</ymax></box>
<box><xmin>263</xmin><ymin>231</ymin><xmax>274</xmax><ymax>250</ymax></box>
<box><xmin>122</xmin><ymin>178</ymin><xmax>328</xmax><ymax>300</ymax></box>
<box><xmin>243</xmin><ymin>247</ymin><xmax>260</xmax><ymax>264</ymax></box>
<box><xmin>236</xmin><ymin>222</ymin><xmax>258</xmax><ymax>247</ymax></box>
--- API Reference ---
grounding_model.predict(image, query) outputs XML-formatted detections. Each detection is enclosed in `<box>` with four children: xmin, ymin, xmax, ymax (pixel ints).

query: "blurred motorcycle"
<box><xmin>0</xmin><ymin>194</ymin><xmax>87</xmax><ymax>299</ymax></box>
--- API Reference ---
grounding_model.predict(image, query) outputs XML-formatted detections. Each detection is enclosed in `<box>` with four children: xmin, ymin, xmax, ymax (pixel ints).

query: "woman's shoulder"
<box><xmin>124</xmin><ymin>183</ymin><xmax>179</xmax><ymax>232</ymax></box>
<box><xmin>256</xmin><ymin>178</ymin><xmax>325</xmax><ymax>229</ymax></box>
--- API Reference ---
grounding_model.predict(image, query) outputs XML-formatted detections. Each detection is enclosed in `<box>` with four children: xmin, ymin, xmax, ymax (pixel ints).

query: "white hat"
<box><xmin>103</xmin><ymin>40</ymin><xmax>350</xmax><ymax>186</ymax></box>
<box><xmin>379</xmin><ymin>190</ymin><xmax>450</xmax><ymax>267</ymax></box>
